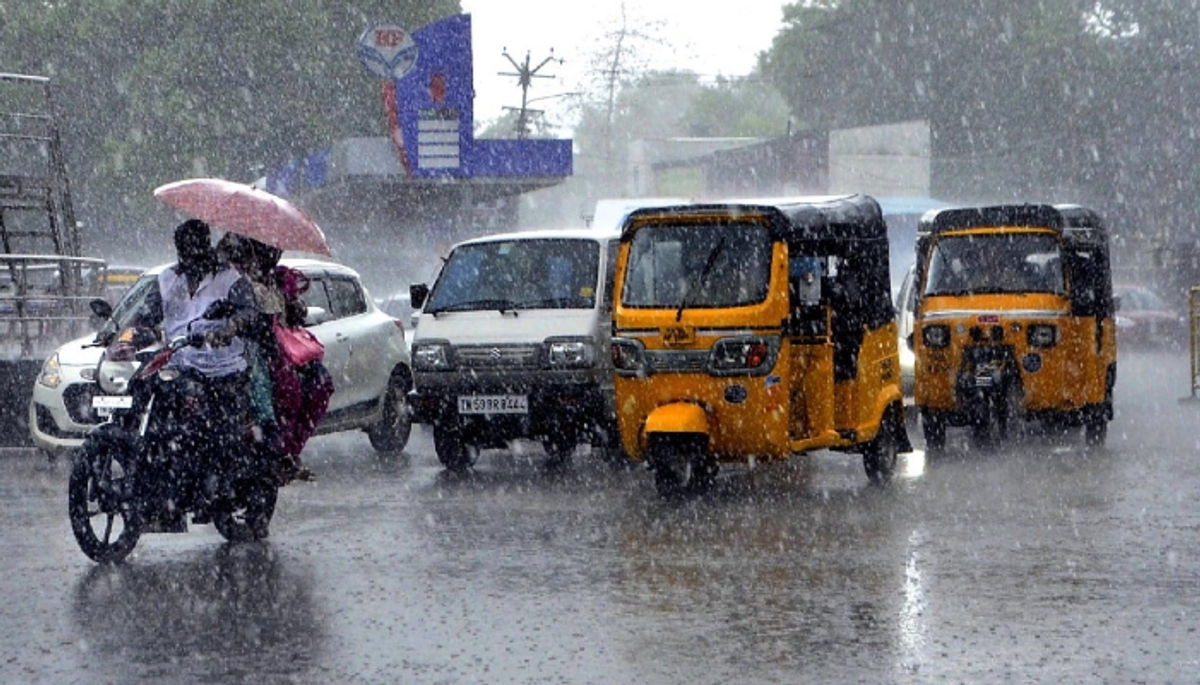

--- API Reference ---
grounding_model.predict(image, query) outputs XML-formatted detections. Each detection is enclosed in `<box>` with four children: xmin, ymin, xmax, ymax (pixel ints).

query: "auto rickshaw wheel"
<box><xmin>863</xmin><ymin>408</ymin><xmax>901</xmax><ymax>485</ymax></box>
<box><xmin>921</xmin><ymin>412</ymin><xmax>946</xmax><ymax>452</ymax></box>
<box><xmin>648</xmin><ymin>433</ymin><xmax>715</xmax><ymax>499</ymax></box>
<box><xmin>1084</xmin><ymin>407</ymin><xmax>1108</xmax><ymax>448</ymax></box>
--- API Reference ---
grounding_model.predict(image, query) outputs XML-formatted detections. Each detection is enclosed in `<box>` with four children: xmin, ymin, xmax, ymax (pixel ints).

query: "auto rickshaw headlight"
<box><xmin>708</xmin><ymin>336</ymin><xmax>779</xmax><ymax>375</ymax></box>
<box><xmin>1026</xmin><ymin>323</ymin><xmax>1059</xmax><ymax>348</ymax></box>
<box><xmin>611</xmin><ymin>338</ymin><xmax>647</xmax><ymax>375</ymax></box>
<box><xmin>545</xmin><ymin>337</ymin><xmax>596</xmax><ymax>369</ymax></box>
<box><xmin>412</xmin><ymin>340</ymin><xmax>455</xmax><ymax>371</ymax></box>
<box><xmin>922</xmin><ymin>324</ymin><xmax>951</xmax><ymax>349</ymax></box>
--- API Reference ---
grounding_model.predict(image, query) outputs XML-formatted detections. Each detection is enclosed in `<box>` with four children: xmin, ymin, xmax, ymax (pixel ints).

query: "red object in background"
<box><xmin>382</xmin><ymin>80</ymin><xmax>412</xmax><ymax>176</ymax></box>
<box><xmin>430</xmin><ymin>73</ymin><xmax>446</xmax><ymax>103</ymax></box>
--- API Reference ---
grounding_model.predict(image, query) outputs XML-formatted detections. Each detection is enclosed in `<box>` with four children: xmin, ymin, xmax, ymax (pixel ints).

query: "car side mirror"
<box><xmin>89</xmin><ymin>298</ymin><xmax>113</xmax><ymax>320</ymax></box>
<box><xmin>410</xmin><ymin>283</ymin><xmax>429</xmax><ymax>309</ymax></box>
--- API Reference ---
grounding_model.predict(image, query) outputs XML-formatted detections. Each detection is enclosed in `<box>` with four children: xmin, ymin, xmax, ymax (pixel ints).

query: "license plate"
<box><xmin>92</xmin><ymin>395</ymin><xmax>133</xmax><ymax>416</ymax></box>
<box><xmin>457</xmin><ymin>394</ymin><xmax>528</xmax><ymax>414</ymax></box>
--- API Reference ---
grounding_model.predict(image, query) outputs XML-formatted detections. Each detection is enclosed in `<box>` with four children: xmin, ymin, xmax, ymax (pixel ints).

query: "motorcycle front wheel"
<box><xmin>69</xmin><ymin>437</ymin><xmax>142</xmax><ymax>563</ymax></box>
<box><xmin>212</xmin><ymin>477</ymin><xmax>278</xmax><ymax>542</ymax></box>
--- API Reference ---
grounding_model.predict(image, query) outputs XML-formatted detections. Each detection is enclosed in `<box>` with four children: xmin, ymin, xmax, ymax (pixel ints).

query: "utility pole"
<box><xmin>499</xmin><ymin>48</ymin><xmax>562</xmax><ymax>139</ymax></box>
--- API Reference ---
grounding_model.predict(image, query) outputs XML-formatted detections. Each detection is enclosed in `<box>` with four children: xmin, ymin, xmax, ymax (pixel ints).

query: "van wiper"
<box><xmin>426</xmin><ymin>298</ymin><xmax>518</xmax><ymax>315</ymax></box>
<box><xmin>676</xmin><ymin>237</ymin><xmax>726</xmax><ymax>322</ymax></box>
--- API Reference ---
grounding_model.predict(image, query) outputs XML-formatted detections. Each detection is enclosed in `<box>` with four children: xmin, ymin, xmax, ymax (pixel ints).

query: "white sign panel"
<box><xmin>357</xmin><ymin>24</ymin><xmax>419</xmax><ymax>80</ymax></box>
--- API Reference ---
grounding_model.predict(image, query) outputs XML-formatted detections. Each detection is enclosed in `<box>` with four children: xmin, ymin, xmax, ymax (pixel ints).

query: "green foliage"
<box><xmin>0</xmin><ymin>0</ymin><xmax>458</xmax><ymax>250</ymax></box>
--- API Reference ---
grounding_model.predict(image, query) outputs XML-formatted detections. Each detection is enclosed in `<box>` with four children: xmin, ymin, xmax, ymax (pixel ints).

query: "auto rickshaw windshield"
<box><xmin>621</xmin><ymin>222</ymin><xmax>772</xmax><ymax>309</ymax></box>
<box><xmin>924</xmin><ymin>232</ymin><xmax>1064</xmax><ymax>296</ymax></box>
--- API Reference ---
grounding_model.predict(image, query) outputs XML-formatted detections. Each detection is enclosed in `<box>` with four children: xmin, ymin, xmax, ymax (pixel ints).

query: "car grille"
<box><xmin>62</xmin><ymin>382</ymin><xmax>100</xmax><ymax>425</ymax></box>
<box><xmin>455</xmin><ymin>344</ymin><xmax>541</xmax><ymax>369</ymax></box>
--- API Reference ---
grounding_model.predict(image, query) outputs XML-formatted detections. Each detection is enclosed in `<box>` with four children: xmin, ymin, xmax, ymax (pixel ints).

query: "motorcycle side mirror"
<box><xmin>89</xmin><ymin>298</ymin><xmax>113</xmax><ymax>320</ymax></box>
<box><xmin>203</xmin><ymin>299</ymin><xmax>237</xmax><ymax>320</ymax></box>
<box><xmin>410</xmin><ymin>283</ymin><xmax>429</xmax><ymax>309</ymax></box>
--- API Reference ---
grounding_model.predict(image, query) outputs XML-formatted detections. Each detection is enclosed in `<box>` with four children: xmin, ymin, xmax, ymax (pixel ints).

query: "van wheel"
<box><xmin>367</xmin><ymin>371</ymin><xmax>413</xmax><ymax>455</ymax></box>
<box><xmin>542</xmin><ymin>436</ymin><xmax>576</xmax><ymax>469</ymax></box>
<box><xmin>433</xmin><ymin>426</ymin><xmax>478</xmax><ymax>472</ymax></box>
<box><xmin>863</xmin><ymin>409</ymin><xmax>900</xmax><ymax>485</ymax></box>
<box><xmin>649</xmin><ymin>434</ymin><xmax>715</xmax><ymax>499</ymax></box>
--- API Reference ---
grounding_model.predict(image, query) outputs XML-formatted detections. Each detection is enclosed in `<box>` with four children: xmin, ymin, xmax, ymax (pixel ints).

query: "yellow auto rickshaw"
<box><xmin>911</xmin><ymin>204</ymin><xmax>1117</xmax><ymax>450</ymax></box>
<box><xmin>610</xmin><ymin>195</ymin><xmax>912</xmax><ymax>497</ymax></box>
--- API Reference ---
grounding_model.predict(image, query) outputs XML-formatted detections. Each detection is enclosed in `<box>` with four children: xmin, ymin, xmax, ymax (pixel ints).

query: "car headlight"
<box><xmin>708</xmin><ymin>336</ymin><xmax>779</xmax><ymax>376</ymax></box>
<box><xmin>611</xmin><ymin>338</ymin><xmax>647</xmax><ymax>375</ymax></box>
<box><xmin>544</xmin><ymin>337</ymin><xmax>596</xmax><ymax>369</ymax></box>
<box><xmin>922</xmin><ymin>324</ymin><xmax>951</xmax><ymax>349</ymax></box>
<box><xmin>412</xmin><ymin>340</ymin><xmax>454</xmax><ymax>371</ymax></box>
<box><xmin>1026</xmin><ymin>323</ymin><xmax>1059</xmax><ymax>348</ymax></box>
<box><xmin>37</xmin><ymin>352</ymin><xmax>62</xmax><ymax>389</ymax></box>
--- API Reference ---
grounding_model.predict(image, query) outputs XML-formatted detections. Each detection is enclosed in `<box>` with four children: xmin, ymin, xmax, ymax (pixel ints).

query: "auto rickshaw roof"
<box><xmin>917</xmin><ymin>203</ymin><xmax>1108</xmax><ymax>247</ymax></box>
<box><xmin>619</xmin><ymin>193</ymin><xmax>888</xmax><ymax>243</ymax></box>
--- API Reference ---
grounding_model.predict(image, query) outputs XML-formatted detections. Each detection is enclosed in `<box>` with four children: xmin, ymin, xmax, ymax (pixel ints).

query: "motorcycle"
<box><xmin>68</xmin><ymin>303</ymin><xmax>278</xmax><ymax>563</ymax></box>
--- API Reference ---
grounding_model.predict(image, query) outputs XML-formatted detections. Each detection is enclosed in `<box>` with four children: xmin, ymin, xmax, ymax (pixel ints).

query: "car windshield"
<box><xmin>924</xmin><ymin>232</ymin><xmax>1064</xmax><ymax>296</ymax></box>
<box><xmin>621</xmin><ymin>222</ymin><xmax>773</xmax><ymax>309</ymax></box>
<box><xmin>424</xmin><ymin>238</ymin><xmax>600</xmax><ymax>313</ymax></box>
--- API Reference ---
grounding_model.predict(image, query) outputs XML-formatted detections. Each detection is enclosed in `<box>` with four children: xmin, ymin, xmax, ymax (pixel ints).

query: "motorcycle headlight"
<box><xmin>922</xmin><ymin>324</ymin><xmax>951</xmax><ymax>349</ymax></box>
<box><xmin>544</xmin><ymin>337</ymin><xmax>596</xmax><ymax>369</ymax></box>
<box><xmin>412</xmin><ymin>340</ymin><xmax>454</xmax><ymax>371</ymax></box>
<box><xmin>708</xmin><ymin>336</ymin><xmax>779</xmax><ymax>376</ymax></box>
<box><xmin>37</xmin><ymin>353</ymin><xmax>62</xmax><ymax>389</ymax></box>
<box><xmin>97</xmin><ymin>360</ymin><xmax>138</xmax><ymax>394</ymax></box>
<box><xmin>611</xmin><ymin>338</ymin><xmax>647</xmax><ymax>376</ymax></box>
<box><xmin>1027</xmin><ymin>323</ymin><xmax>1059</xmax><ymax>348</ymax></box>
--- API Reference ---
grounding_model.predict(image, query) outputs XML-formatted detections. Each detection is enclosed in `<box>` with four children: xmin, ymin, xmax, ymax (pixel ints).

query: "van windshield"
<box><xmin>424</xmin><ymin>238</ymin><xmax>601</xmax><ymax>313</ymax></box>
<box><xmin>924</xmin><ymin>232</ymin><xmax>1064</xmax><ymax>296</ymax></box>
<box><xmin>621</xmin><ymin>222</ymin><xmax>773</xmax><ymax>309</ymax></box>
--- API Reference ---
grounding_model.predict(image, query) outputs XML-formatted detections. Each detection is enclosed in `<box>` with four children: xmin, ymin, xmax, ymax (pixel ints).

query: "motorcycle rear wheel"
<box><xmin>69</xmin><ymin>441</ymin><xmax>141</xmax><ymax>563</ymax></box>
<box><xmin>212</xmin><ymin>478</ymin><xmax>278</xmax><ymax>542</ymax></box>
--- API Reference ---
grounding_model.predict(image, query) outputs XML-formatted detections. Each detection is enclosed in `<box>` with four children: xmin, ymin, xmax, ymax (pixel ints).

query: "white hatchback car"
<box><xmin>30</xmin><ymin>258</ymin><xmax>413</xmax><ymax>457</ymax></box>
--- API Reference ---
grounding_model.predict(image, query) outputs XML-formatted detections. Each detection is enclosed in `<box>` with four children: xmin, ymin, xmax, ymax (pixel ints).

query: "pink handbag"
<box><xmin>274</xmin><ymin>318</ymin><xmax>324</xmax><ymax>365</ymax></box>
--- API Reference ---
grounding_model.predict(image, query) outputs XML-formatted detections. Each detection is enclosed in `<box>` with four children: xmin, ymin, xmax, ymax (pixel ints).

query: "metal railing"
<box><xmin>0</xmin><ymin>254</ymin><xmax>107</xmax><ymax>359</ymax></box>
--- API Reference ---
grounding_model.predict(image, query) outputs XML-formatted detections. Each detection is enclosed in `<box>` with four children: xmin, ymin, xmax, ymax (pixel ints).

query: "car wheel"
<box><xmin>367</xmin><ymin>370</ymin><xmax>413</xmax><ymax>455</ymax></box>
<box><xmin>433</xmin><ymin>425</ymin><xmax>478</xmax><ymax>472</ymax></box>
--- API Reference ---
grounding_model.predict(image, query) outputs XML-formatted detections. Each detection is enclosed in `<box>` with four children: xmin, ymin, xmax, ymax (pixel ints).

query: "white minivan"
<box><xmin>408</xmin><ymin>227</ymin><xmax>623</xmax><ymax>471</ymax></box>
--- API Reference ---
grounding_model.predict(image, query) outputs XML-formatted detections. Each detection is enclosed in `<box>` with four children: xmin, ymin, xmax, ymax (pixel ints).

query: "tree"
<box><xmin>0</xmin><ymin>0</ymin><xmax>459</xmax><ymax>257</ymax></box>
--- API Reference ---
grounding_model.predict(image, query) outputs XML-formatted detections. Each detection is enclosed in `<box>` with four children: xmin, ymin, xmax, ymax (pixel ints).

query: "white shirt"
<box><xmin>157</xmin><ymin>264</ymin><xmax>247</xmax><ymax>377</ymax></box>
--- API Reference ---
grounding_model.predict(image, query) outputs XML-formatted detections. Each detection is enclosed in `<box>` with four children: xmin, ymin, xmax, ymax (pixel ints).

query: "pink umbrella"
<box><xmin>153</xmin><ymin>178</ymin><xmax>331</xmax><ymax>256</ymax></box>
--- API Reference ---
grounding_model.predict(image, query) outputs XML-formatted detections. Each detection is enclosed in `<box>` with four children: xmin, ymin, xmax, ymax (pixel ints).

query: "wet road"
<box><xmin>2</xmin><ymin>348</ymin><xmax>1200</xmax><ymax>684</ymax></box>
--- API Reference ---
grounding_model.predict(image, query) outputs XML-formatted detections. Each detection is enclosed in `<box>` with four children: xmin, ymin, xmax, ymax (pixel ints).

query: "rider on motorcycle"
<box><xmin>137</xmin><ymin>219</ymin><xmax>258</xmax><ymax>515</ymax></box>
